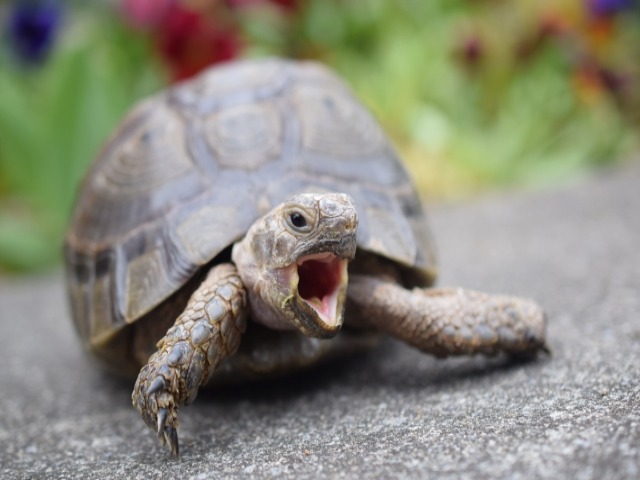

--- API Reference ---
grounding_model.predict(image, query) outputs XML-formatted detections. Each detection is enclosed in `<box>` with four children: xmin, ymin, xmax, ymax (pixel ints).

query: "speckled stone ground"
<box><xmin>1</xmin><ymin>164</ymin><xmax>639</xmax><ymax>480</ymax></box>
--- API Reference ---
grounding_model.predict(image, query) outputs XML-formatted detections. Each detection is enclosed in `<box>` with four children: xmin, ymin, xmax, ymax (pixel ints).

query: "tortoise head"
<box><xmin>232</xmin><ymin>193</ymin><xmax>358</xmax><ymax>338</ymax></box>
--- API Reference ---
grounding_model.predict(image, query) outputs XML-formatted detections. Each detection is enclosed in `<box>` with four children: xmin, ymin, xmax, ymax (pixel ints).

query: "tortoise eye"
<box><xmin>286</xmin><ymin>210</ymin><xmax>313</xmax><ymax>233</ymax></box>
<box><xmin>290</xmin><ymin>212</ymin><xmax>307</xmax><ymax>228</ymax></box>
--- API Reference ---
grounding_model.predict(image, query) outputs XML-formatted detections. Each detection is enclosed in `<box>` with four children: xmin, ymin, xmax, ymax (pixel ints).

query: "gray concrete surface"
<box><xmin>1</xmin><ymin>164</ymin><xmax>639</xmax><ymax>479</ymax></box>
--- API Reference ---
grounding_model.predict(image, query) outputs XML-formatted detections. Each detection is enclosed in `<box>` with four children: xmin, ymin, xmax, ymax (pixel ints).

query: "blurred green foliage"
<box><xmin>1</xmin><ymin>0</ymin><xmax>639</xmax><ymax>272</ymax></box>
<box><xmin>239</xmin><ymin>0</ymin><xmax>639</xmax><ymax>195</ymax></box>
<box><xmin>0</xmin><ymin>6</ymin><xmax>163</xmax><ymax>271</ymax></box>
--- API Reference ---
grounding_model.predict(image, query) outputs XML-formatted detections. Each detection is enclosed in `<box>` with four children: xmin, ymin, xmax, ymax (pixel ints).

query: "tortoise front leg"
<box><xmin>348</xmin><ymin>275</ymin><xmax>548</xmax><ymax>358</ymax></box>
<box><xmin>132</xmin><ymin>263</ymin><xmax>247</xmax><ymax>456</ymax></box>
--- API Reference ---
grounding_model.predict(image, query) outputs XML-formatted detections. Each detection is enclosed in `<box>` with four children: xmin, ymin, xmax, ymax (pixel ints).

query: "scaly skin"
<box><xmin>132</xmin><ymin>263</ymin><xmax>247</xmax><ymax>456</ymax></box>
<box><xmin>348</xmin><ymin>275</ymin><xmax>548</xmax><ymax>357</ymax></box>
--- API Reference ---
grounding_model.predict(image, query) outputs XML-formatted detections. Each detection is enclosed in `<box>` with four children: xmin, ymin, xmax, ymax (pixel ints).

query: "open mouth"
<box><xmin>294</xmin><ymin>252</ymin><xmax>348</xmax><ymax>329</ymax></box>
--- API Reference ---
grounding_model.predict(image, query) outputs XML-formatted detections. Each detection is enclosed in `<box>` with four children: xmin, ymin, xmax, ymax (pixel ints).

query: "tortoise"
<box><xmin>65</xmin><ymin>58</ymin><xmax>548</xmax><ymax>456</ymax></box>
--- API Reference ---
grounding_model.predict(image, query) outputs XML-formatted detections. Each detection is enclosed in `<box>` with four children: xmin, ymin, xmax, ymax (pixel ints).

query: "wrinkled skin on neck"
<box><xmin>232</xmin><ymin>193</ymin><xmax>358</xmax><ymax>338</ymax></box>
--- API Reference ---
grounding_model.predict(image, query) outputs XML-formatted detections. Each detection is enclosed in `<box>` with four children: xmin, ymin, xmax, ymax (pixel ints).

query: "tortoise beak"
<box><xmin>290</xmin><ymin>252</ymin><xmax>349</xmax><ymax>338</ymax></box>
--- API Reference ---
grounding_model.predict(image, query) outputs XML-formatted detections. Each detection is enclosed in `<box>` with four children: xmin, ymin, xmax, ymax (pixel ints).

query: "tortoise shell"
<box><xmin>64</xmin><ymin>58</ymin><xmax>436</xmax><ymax>356</ymax></box>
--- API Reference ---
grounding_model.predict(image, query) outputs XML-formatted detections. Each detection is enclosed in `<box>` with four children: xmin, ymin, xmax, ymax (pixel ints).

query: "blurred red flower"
<box><xmin>155</xmin><ymin>3</ymin><xmax>242</xmax><ymax>81</ymax></box>
<box><xmin>122</xmin><ymin>0</ymin><xmax>243</xmax><ymax>82</ymax></box>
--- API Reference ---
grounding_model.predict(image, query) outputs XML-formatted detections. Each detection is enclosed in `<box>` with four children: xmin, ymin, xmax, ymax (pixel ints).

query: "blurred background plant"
<box><xmin>1</xmin><ymin>0</ymin><xmax>639</xmax><ymax>272</ymax></box>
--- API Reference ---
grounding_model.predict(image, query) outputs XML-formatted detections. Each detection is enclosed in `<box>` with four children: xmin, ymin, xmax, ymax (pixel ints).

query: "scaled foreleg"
<box><xmin>131</xmin><ymin>263</ymin><xmax>248</xmax><ymax>455</ymax></box>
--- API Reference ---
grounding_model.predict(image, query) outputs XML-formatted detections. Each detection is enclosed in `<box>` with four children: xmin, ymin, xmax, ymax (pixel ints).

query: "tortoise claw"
<box><xmin>147</xmin><ymin>376</ymin><xmax>167</xmax><ymax>396</ymax></box>
<box><xmin>166</xmin><ymin>426</ymin><xmax>180</xmax><ymax>457</ymax></box>
<box><xmin>132</xmin><ymin>360</ymin><xmax>182</xmax><ymax>456</ymax></box>
<box><xmin>157</xmin><ymin>408</ymin><xmax>168</xmax><ymax>438</ymax></box>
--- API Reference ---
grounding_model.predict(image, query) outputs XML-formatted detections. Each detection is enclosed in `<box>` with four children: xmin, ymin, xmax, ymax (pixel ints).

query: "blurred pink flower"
<box><xmin>122</xmin><ymin>0</ymin><xmax>174</xmax><ymax>29</ymax></box>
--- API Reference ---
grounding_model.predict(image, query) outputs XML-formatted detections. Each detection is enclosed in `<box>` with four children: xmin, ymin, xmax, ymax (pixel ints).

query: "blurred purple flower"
<box><xmin>5</xmin><ymin>0</ymin><xmax>63</xmax><ymax>65</ymax></box>
<box><xmin>587</xmin><ymin>0</ymin><xmax>634</xmax><ymax>17</ymax></box>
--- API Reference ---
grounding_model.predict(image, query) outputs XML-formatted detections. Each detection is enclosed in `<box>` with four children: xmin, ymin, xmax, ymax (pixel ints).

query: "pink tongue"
<box><xmin>309</xmin><ymin>295</ymin><xmax>335</xmax><ymax>324</ymax></box>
